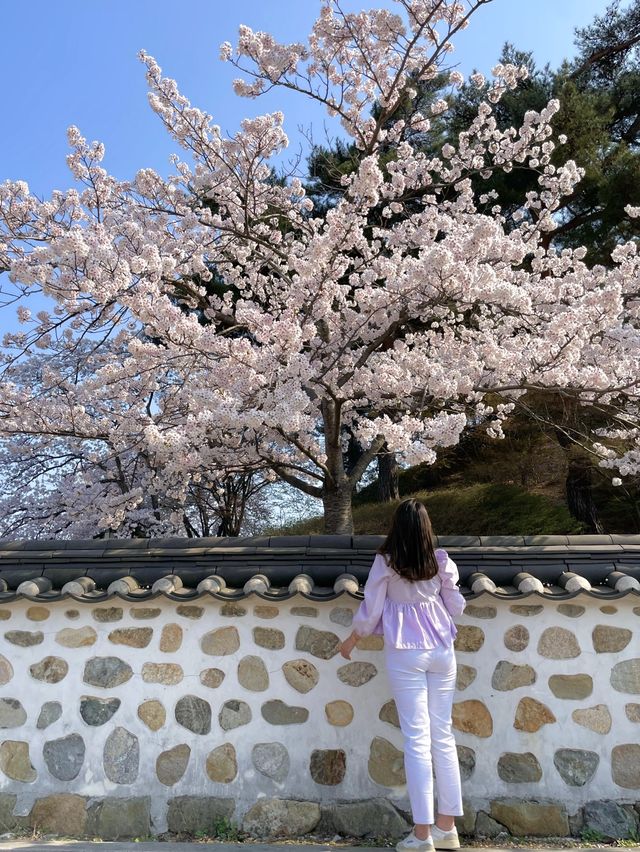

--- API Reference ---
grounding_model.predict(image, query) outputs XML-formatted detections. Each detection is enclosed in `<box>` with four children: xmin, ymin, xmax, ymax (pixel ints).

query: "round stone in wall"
<box><xmin>456</xmin><ymin>664</ymin><xmax>477</xmax><ymax>691</ymax></box>
<box><xmin>104</xmin><ymin>727</ymin><xmax>139</xmax><ymax>784</ymax></box>
<box><xmin>206</xmin><ymin>743</ymin><xmax>237</xmax><ymax>783</ymax></box>
<box><xmin>452</xmin><ymin>701</ymin><xmax>493</xmax><ymax>738</ymax></box>
<box><xmin>0</xmin><ymin>698</ymin><xmax>26</xmax><ymax>728</ymax></box>
<box><xmin>157</xmin><ymin>743</ymin><xmax>190</xmax><ymax>786</ymax></box>
<box><xmin>553</xmin><ymin>748</ymin><xmax>599</xmax><ymax>786</ymax></box>
<box><xmin>219</xmin><ymin>699</ymin><xmax>251</xmax><ymax>731</ymax></box>
<box><xmin>0</xmin><ymin>610</ymin><xmax>10</xmax><ymax>620</ymax></box>
<box><xmin>142</xmin><ymin>663</ymin><xmax>184</xmax><ymax>685</ymax></box>
<box><xmin>30</xmin><ymin>656</ymin><xmax>68</xmax><ymax>683</ymax></box>
<box><xmin>79</xmin><ymin>696</ymin><xmax>121</xmax><ymax>726</ymax></box>
<box><xmin>497</xmin><ymin>752</ymin><xmax>542</xmax><ymax>783</ymax></box>
<box><xmin>611</xmin><ymin>659</ymin><xmax>640</xmax><ymax>694</ymax></box>
<box><xmin>160</xmin><ymin>623</ymin><xmax>183</xmax><ymax>652</ymax></box>
<box><xmin>514</xmin><ymin>697</ymin><xmax>556</xmax><ymax>732</ymax></box>
<box><xmin>509</xmin><ymin>604</ymin><xmax>543</xmax><ymax>616</ymax></box>
<box><xmin>557</xmin><ymin>604</ymin><xmax>585</xmax><ymax>618</ymax></box>
<box><xmin>611</xmin><ymin>744</ymin><xmax>640</xmax><ymax>788</ymax></box>
<box><xmin>356</xmin><ymin>635</ymin><xmax>384</xmax><ymax>650</ymax></box>
<box><xmin>43</xmin><ymin>733</ymin><xmax>85</xmax><ymax>781</ymax></box>
<box><xmin>572</xmin><ymin>704</ymin><xmax>612</xmax><ymax>734</ymax></box>
<box><xmin>283</xmin><ymin>659</ymin><xmax>319</xmax><ymax>693</ymax></box>
<box><xmin>290</xmin><ymin>606</ymin><xmax>318</xmax><ymax>617</ymax></box>
<box><xmin>175</xmin><ymin>695</ymin><xmax>211</xmax><ymax>735</ymax></box>
<box><xmin>37</xmin><ymin>701</ymin><xmax>62</xmax><ymax>730</ymax></box>
<box><xmin>592</xmin><ymin>625</ymin><xmax>632</xmax><ymax>653</ymax></box>
<box><xmin>537</xmin><ymin>627</ymin><xmax>580</xmax><ymax>659</ymax></box>
<box><xmin>65</xmin><ymin>609</ymin><xmax>80</xmax><ymax>619</ymax></box>
<box><xmin>252</xmin><ymin>742</ymin><xmax>290</xmax><ymax>781</ymax></box>
<box><xmin>26</xmin><ymin>606</ymin><xmax>49</xmax><ymax>621</ymax></box>
<box><xmin>137</xmin><ymin>700</ymin><xmax>166</xmax><ymax>731</ymax></box>
<box><xmin>55</xmin><ymin>626</ymin><xmax>97</xmax><ymax>647</ymax></box>
<box><xmin>337</xmin><ymin>662</ymin><xmax>377</xmax><ymax>686</ymax></box>
<box><xmin>549</xmin><ymin>673</ymin><xmax>593</xmax><ymax>699</ymax></box>
<box><xmin>0</xmin><ymin>654</ymin><xmax>13</xmax><ymax>685</ymax></box>
<box><xmin>5</xmin><ymin>630</ymin><xmax>43</xmax><ymax>646</ymax></box>
<box><xmin>330</xmin><ymin>607</ymin><xmax>353</xmax><ymax>626</ymax></box>
<box><xmin>454</xmin><ymin>626</ymin><xmax>484</xmax><ymax>652</ymax></box>
<box><xmin>108</xmin><ymin>627</ymin><xmax>153</xmax><ymax>648</ymax></box>
<box><xmin>325</xmin><ymin>700</ymin><xmax>354</xmax><ymax>727</ymax></box>
<box><xmin>368</xmin><ymin>737</ymin><xmax>405</xmax><ymax>786</ymax></box>
<box><xmin>465</xmin><ymin>605</ymin><xmax>497</xmax><ymax>619</ymax></box>
<box><xmin>200</xmin><ymin>668</ymin><xmax>226</xmax><ymax>689</ymax></box>
<box><xmin>83</xmin><ymin>657</ymin><xmax>133</xmax><ymax>688</ymax></box>
<box><xmin>310</xmin><ymin>749</ymin><xmax>346</xmax><ymax>785</ymax></box>
<box><xmin>625</xmin><ymin>703</ymin><xmax>640</xmax><ymax>723</ymax></box>
<box><xmin>201</xmin><ymin>626</ymin><xmax>240</xmax><ymax>656</ymax></box>
<box><xmin>379</xmin><ymin>700</ymin><xmax>400</xmax><ymax>728</ymax></box>
<box><xmin>92</xmin><ymin>607</ymin><xmax>123</xmax><ymax>622</ymax></box>
<box><xmin>0</xmin><ymin>740</ymin><xmax>36</xmax><ymax>781</ymax></box>
<box><xmin>295</xmin><ymin>625</ymin><xmax>339</xmax><ymax>659</ymax></box>
<box><xmin>176</xmin><ymin>604</ymin><xmax>204</xmax><ymax>619</ymax></box>
<box><xmin>254</xmin><ymin>627</ymin><xmax>285</xmax><ymax>650</ymax></box>
<box><xmin>254</xmin><ymin>605</ymin><xmax>279</xmax><ymax>619</ymax></box>
<box><xmin>220</xmin><ymin>603</ymin><xmax>247</xmax><ymax>618</ymax></box>
<box><xmin>262</xmin><ymin>700</ymin><xmax>309</xmax><ymax>725</ymax></box>
<box><xmin>491</xmin><ymin>661</ymin><xmax>536</xmax><ymax>691</ymax></box>
<box><xmin>600</xmin><ymin>605</ymin><xmax>617</xmax><ymax>614</ymax></box>
<box><xmin>504</xmin><ymin>625</ymin><xmax>529</xmax><ymax>652</ymax></box>
<box><xmin>131</xmin><ymin>607</ymin><xmax>161</xmax><ymax>619</ymax></box>
<box><xmin>238</xmin><ymin>655</ymin><xmax>269</xmax><ymax>691</ymax></box>
<box><xmin>457</xmin><ymin>745</ymin><xmax>476</xmax><ymax>781</ymax></box>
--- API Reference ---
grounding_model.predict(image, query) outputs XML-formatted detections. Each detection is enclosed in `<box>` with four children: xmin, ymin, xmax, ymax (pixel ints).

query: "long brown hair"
<box><xmin>379</xmin><ymin>498</ymin><xmax>439</xmax><ymax>581</ymax></box>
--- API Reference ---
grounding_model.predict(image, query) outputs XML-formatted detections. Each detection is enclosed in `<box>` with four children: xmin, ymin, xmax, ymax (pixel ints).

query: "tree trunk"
<box><xmin>554</xmin><ymin>423</ymin><xmax>604</xmax><ymax>533</ymax></box>
<box><xmin>377</xmin><ymin>445</ymin><xmax>400</xmax><ymax>502</ymax></box>
<box><xmin>321</xmin><ymin>398</ymin><xmax>354</xmax><ymax>534</ymax></box>
<box><xmin>322</xmin><ymin>484</ymin><xmax>354</xmax><ymax>534</ymax></box>
<box><xmin>565</xmin><ymin>455</ymin><xmax>605</xmax><ymax>534</ymax></box>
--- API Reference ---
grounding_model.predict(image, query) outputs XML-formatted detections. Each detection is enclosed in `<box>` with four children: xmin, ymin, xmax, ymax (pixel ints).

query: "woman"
<box><xmin>339</xmin><ymin>498</ymin><xmax>466</xmax><ymax>851</ymax></box>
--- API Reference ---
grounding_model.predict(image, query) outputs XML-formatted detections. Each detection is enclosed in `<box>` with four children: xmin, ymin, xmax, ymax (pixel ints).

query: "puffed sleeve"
<box><xmin>352</xmin><ymin>554</ymin><xmax>390</xmax><ymax>637</ymax></box>
<box><xmin>436</xmin><ymin>549</ymin><xmax>466</xmax><ymax>617</ymax></box>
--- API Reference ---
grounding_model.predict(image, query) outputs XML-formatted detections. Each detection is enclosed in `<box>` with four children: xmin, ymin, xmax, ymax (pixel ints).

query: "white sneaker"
<box><xmin>396</xmin><ymin>831</ymin><xmax>435</xmax><ymax>852</ymax></box>
<box><xmin>431</xmin><ymin>825</ymin><xmax>460</xmax><ymax>850</ymax></box>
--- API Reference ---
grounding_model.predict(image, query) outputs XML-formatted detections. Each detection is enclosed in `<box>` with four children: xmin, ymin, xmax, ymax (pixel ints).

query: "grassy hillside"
<box><xmin>278</xmin><ymin>483</ymin><xmax>584</xmax><ymax>536</ymax></box>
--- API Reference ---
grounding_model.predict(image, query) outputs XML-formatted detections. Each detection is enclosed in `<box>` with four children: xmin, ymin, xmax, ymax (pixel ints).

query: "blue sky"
<box><xmin>1</xmin><ymin>0</ymin><xmax>614</xmax><ymax>197</ymax></box>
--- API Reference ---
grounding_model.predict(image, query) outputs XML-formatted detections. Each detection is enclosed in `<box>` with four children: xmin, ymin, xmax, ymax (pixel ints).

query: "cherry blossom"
<box><xmin>0</xmin><ymin>0</ymin><xmax>638</xmax><ymax>536</ymax></box>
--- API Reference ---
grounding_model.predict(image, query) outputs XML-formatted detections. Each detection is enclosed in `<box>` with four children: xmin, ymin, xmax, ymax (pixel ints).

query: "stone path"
<box><xmin>0</xmin><ymin>844</ymin><xmax>619</xmax><ymax>852</ymax></box>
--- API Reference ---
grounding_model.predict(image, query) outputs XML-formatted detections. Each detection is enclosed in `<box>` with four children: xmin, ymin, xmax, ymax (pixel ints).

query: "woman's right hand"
<box><xmin>339</xmin><ymin>632</ymin><xmax>358</xmax><ymax>660</ymax></box>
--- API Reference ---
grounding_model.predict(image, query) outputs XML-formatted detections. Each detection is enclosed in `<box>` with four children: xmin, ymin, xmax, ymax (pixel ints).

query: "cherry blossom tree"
<box><xmin>0</xmin><ymin>0</ymin><xmax>638</xmax><ymax>536</ymax></box>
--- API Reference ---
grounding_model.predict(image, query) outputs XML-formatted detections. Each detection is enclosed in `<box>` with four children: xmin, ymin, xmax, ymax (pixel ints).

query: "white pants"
<box><xmin>385</xmin><ymin>644</ymin><xmax>463</xmax><ymax>824</ymax></box>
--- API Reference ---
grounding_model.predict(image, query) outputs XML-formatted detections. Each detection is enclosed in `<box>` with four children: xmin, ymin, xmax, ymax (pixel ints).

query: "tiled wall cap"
<box><xmin>243</xmin><ymin>574</ymin><xmax>271</xmax><ymax>594</ymax></box>
<box><xmin>151</xmin><ymin>575</ymin><xmax>184</xmax><ymax>594</ymax></box>
<box><xmin>606</xmin><ymin>571</ymin><xmax>640</xmax><ymax>592</ymax></box>
<box><xmin>107</xmin><ymin>576</ymin><xmax>140</xmax><ymax>596</ymax></box>
<box><xmin>196</xmin><ymin>576</ymin><xmax>226</xmax><ymax>594</ymax></box>
<box><xmin>469</xmin><ymin>572</ymin><xmax>497</xmax><ymax>594</ymax></box>
<box><xmin>559</xmin><ymin>572</ymin><xmax>592</xmax><ymax>593</ymax></box>
<box><xmin>513</xmin><ymin>573</ymin><xmax>545</xmax><ymax>594</ymax></box>
<box><xmin>61</xmin><ymin>577</ymin><xmax>96</xmax><ymax>596</ymax></box>
<box><xmin>17</xmin><ymin>577</ymin><xmax>52</xmax><ymax>597</ymax></box>
<box><xmin>288</xmin><ymin>574</ymin><xmax>314</xmax><ymax>594</ymax></box>
<box><xmin>333</xmin><ymin>574</ymin><xmax>360</xmax><ymax>595</ymax></box>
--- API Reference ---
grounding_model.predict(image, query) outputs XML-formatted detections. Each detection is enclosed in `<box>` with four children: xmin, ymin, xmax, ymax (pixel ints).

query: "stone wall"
<box><xmin>0</xmin><ymin>592</ymin><xmax>638</xmax><ymax>840</ymax></box>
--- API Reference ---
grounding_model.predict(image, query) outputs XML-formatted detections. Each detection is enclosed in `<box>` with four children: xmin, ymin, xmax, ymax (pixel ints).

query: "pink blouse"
<box><xmin>352</xmin><ymin>549</ymin><xmax>466</xmax><ymax>649</ymax></box>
